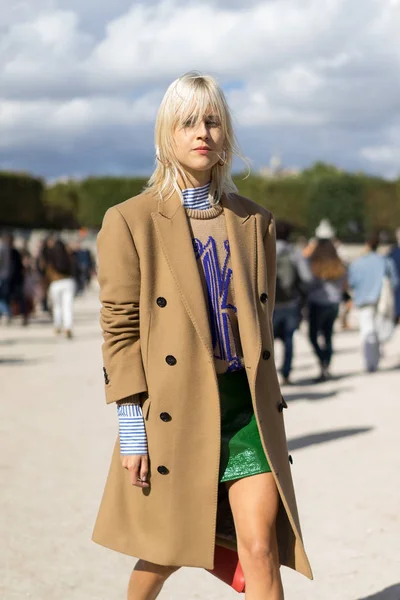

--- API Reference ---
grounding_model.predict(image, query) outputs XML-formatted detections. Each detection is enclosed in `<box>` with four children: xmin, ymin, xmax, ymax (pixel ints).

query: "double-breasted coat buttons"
<box><xmin>160</xmin><ymin>412</ymin><xmax>171</xmax><ymax>422</ymax></box>
<box><xmin>156</xmin><ymin>297</ymin><xmax>167</xmax><ymax>308</ymax></box>
<box><xmin>103</xmin><ymin>367</ymin><xmax>109</xmax><ymax>385</ymax></box>
<box><xmin>157</xmin><ymin>465</ymin><xmax>169</xmax><ymax>475</ymax></box>
<box><xmin>166</xmin><ymin>355</ymin><xmax>177</xmax><ymax>366</ymax></box>
<box><xmin>260</xmin><ymin>292</ymin><xmax>268</xmax><ymax>303</ymax></box>
<box><xmin>262</xmin><ymin>350</ymin><xmax>271</xmax><ymax>360</ymax></box>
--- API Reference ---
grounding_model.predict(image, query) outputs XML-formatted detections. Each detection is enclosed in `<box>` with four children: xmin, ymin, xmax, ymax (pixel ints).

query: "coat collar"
<box><xmin>158</xmin><ymin>189</ymin><xmax>250</xmax><ymax>224</ymax></box>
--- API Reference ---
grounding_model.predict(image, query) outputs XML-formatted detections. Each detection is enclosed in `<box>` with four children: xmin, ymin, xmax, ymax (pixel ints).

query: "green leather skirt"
<box><xmin>218</xmin><ymin>368</ymin><xmax>271</xmax><ymax>483</ymax></box>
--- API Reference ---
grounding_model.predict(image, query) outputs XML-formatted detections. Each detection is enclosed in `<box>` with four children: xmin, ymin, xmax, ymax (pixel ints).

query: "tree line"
<box><xmin>1</xmin><ymin>164</ymin><xmax>400</xmax><ymax>241</ymax></box>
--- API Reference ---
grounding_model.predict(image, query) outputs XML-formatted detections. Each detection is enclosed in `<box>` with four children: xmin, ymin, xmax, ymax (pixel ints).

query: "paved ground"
<box><xmin>1</xmin><ymin>288</ymin><xmax>399</xmax><ymax>600</ymax></box>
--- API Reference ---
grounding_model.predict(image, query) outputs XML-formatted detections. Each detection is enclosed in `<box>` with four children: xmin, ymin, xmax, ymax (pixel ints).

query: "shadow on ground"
<box><xmin>283</xmin><ymin>386</ymin><xmax>353</xmax><ymax>403</ymax></box>
<box><xmin>293</xmin><ymin>372</ymin><xmax>354</xmax><ymax>386</ymax></box>
<box><xmin>358</xmin><ymin>584</ymin><xmax>400</xmax><ymax>599</ymax></box>
<box><xmin>288</xmin><ymin>427</ymin><xmax>373</xmax><ymax>451</ymax></box>
<box><xmin>0</xmin><ymin>357</ymin><xmax>51</xmax><ymax>365</ymax></box>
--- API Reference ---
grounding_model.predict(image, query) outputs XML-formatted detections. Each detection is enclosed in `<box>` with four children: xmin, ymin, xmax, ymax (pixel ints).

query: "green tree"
<box><xmin>308</xmin><ymin>175</ymin><xmax>365</xmax><ymax>240</ymax></box>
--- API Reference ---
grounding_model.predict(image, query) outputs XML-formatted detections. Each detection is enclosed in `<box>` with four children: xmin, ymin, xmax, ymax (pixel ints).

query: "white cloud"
<box><xmin>0</xmin><ymin>92</ymin><xmax>161</xmax><ymax>149</ymax></box>
<box><xmin>1</xmin><ymin>0</ymin><xmax>400</xmax><ymax>177</ymax></box>
<box><xmin>361</xmin><ymin>145</ymin><xmax>400</xmax><ymax>163</ymax></box>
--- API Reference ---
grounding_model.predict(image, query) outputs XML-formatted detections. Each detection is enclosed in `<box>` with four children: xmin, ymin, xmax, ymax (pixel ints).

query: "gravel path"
<box><xmin>1</xmin><ymin>289</ymin><xmax>399</xmax><ymax>600</ymax></box>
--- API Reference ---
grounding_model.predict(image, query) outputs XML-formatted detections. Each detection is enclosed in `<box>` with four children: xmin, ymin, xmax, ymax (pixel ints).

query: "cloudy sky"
<box><xmin>1</xmin><ymin>0</ymin><xmax>400</xmax><ymax>180</ymax></box>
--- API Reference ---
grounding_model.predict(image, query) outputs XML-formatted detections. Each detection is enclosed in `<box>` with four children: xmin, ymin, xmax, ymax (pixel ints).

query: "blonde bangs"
<box><xmin>145</xmin><ymin>72</ymin><xmax>248</xmax><ymax>203</ymax></box>
<box><xmin>172</xmin><ymin>78</ymin><xmax>227</xmax><ymax>133</ymax></box>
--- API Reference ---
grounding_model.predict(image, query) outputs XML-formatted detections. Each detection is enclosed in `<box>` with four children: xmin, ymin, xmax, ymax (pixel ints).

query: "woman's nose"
<box><xmin>196</xmin><ymin>121</ymin><xmax>209</xmax><ymax>139</ymax></box>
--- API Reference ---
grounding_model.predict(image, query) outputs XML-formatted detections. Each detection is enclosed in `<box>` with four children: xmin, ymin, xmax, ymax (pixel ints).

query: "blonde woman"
<box><xmin>92</xmin><ymin>72</ymin><xmax>312</xmax><ymax>599</ymax></box>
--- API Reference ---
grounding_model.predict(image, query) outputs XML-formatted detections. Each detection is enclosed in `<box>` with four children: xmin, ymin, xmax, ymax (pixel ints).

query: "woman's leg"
<box><xmin>308</xmin><ymin>302</ymin><xmax>323</xmax><ymax>363</ymax></box>
<box><xmin>226</xmin><ymin>472</ymin><xmax>283</xmax><ymax>600</ymax></box>
<box><xmin>49</xmin><ymin>281</ymin><xmax>62</xmax><ymax>331</ymax></box>
<box><xmin>61</xmin><ymin>278</ymin><xmax>75</xmax><ymax>335</ymax></box>
<box><xmin>321</xmin><ymin>304</ymin><xmax>339</xmax><ymax>367</ymax></box>
<box><xmin>127</xmin><ymin>560</ymin><xmax>180</xmax><ymax>600</ymax></box>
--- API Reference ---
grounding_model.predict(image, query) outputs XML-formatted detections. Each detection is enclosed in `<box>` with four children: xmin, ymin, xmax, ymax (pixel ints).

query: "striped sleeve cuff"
<box><xmin>117</xmin><ymin>403</ymin><xmax>148</xmax><ymax>455</ymax></box>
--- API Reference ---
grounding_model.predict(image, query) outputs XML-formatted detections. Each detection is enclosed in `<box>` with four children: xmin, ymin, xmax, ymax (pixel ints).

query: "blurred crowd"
<box><xmin>0</xmin><ymin>232</ymin><xmax>95</xmax><ymax>338</ymax></box>
<box><xmin>273</xmin><ymin>219</ymin><xmax>400</xmax><ymax>384</ymax></box>
<box><xmin>2</xmin><ymin>220</ymin><xmax>400</xmax><ymax>380</ymax></box>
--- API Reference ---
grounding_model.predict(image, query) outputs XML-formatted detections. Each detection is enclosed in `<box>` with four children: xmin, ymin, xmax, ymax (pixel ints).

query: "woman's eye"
<box><xmin>183</xmin><ymin>117</ymin><xmax>196</xmax><ymax>128</ymax></box>
<box><xmin>206</xmin><ymin>119</ymin><xmax>220</xmax><ymax>128</ymax></box>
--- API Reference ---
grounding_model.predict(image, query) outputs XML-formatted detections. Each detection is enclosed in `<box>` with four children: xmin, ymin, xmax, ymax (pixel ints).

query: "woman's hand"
<box><xmin>121</xmin><ymin>454</ymin><xmax>150</xmax><ymax>488</ymax></box>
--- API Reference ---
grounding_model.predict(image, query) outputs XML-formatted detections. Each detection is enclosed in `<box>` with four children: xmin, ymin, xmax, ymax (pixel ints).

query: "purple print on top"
<box><xmin>193</xmin><ymin>236</ymin><xmax>242</xmax><ymax>372</ymax></box>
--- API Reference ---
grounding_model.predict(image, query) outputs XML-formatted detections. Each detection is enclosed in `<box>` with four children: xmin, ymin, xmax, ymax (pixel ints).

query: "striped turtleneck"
<box><xmin>182</xmin><ymin>181</ymin><xmax>211</xmax><ymax>210</ymax></box>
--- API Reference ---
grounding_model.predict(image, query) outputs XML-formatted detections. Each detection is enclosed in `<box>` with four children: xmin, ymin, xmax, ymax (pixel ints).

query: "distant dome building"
<box><xmin>259</xmin><ymin>154</ymin><xmax>300</xmax><ymax>179</ymax></box>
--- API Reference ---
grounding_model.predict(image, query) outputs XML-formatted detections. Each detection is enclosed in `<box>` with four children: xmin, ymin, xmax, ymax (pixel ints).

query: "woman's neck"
<box><xmin>177</xmin><ymin>169</ymin><xmax>211</xmax><ymax>189</ymax></box>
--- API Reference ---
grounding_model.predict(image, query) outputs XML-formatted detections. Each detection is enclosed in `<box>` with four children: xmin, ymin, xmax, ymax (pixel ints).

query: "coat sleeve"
<box><xmin>263</xmin><ymin>214</ymin><xmax>277</xmax><ymax>325</ymax></box>
<box><xmin>97</xmin><ymin>206</ymin><xmax>148</xmax><ymax>404</ymax></box>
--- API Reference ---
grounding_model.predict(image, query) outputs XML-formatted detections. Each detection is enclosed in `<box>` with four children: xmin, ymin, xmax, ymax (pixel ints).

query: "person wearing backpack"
<box><xmin>273</xmin><ymin>221</ymin><xmax>312</xmax><ymax>385</ymax></box>
<box><xmin>46</xmin><ymin>238</ymin><xmax>76</xmax><ymax>338</ymax></box>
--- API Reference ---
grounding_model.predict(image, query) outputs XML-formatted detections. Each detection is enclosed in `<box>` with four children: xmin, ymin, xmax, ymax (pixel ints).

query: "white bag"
<box><xmin>376</xmin><ymin>272</ymin><xmax>395</xmax><ymax>343</ymax></box>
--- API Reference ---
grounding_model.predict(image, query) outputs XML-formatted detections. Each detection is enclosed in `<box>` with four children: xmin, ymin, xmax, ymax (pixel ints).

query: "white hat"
<box><xmin>315</xmin><ymin>219</ymin><xmax>336</xmax><ymax>240</ymax></box>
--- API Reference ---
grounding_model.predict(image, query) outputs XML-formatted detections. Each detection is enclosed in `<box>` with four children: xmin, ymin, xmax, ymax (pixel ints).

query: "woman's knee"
<box><xmin>239</xmin><ymin>539</ymin><xmax>279</xmax><ymax>573</ymax></box>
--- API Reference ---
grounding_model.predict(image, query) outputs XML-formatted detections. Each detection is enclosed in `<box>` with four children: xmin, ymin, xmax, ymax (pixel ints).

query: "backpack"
<box><xmin>275</xmin><ymin>247</ymin><xmax>298</xmax><ymax>303</ymax></box>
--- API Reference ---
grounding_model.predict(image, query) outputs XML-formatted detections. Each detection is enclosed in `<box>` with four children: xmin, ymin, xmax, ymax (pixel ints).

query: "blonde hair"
<box><xmin>145</xmin><ymin>71</ymin><xmax>247</xmax><ymax>205</ymax></box>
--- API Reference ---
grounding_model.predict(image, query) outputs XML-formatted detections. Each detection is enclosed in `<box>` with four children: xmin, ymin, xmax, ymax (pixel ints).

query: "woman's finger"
<box><xmin>129</xmin><ymin>462</ymin><xmax>140</xmax><ymax>486</ymax></box>
<box><xmin>139</xmin><ymin>456</ymin><xmax>149</xmax><ymax>487</ymax></box>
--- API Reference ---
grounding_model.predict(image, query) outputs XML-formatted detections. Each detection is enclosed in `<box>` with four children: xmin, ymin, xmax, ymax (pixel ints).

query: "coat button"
<box><xmin>166</xmin><ymin>355</ymin><xmax>177</xmax><ymax>366</ymax></box>
<box><xmin>289</xmin><ymin>455</ymin><xmax>293</xmax><ymax>464</ymax></box>
<box><xmin>260</xmin><ymin>292</ymin><xmax>268</xmax><ymax>303</ymax></box>
<box><xmin>157</xmin><ymin>465</ymin><xmax>169</xmax><ymax>475</ymax></box>
<box><xmin>103</xmin><ymin>367</ymin><xmax>110</xmax><ymax>384</ymax></box>
<box><xmin>262</xmin><ymin>350</ymin><xmax>271</xmax><ymax>360</ymax></box>
<box><xmin>160</xmin><ymin>412</ymin><xmax>171</xmax><ymax>422</ymax></box>
<box><xmin>156</xmin><ymin>297</ymin><xmax>167</xmax><ymax>308</ymax></box>
<box><xmin>278</xmin><ymin>396</ymin><xmax>287</xmax><ymax>412</ymax></box>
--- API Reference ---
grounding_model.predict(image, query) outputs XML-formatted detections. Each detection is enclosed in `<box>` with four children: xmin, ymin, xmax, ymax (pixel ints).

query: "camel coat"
<box><xmin>92</xmin><ymin>189</ymin><xmax>313</xmax><ymax>580</ymax></box>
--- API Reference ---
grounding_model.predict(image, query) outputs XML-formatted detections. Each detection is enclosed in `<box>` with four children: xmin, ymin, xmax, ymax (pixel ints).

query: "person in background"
<box><xmin>388</xmin><ymin>227</ymin><xmax>400</xmax><ymax>324</ymax></box>
<box><xmin>6</xmin><ymin>234</ymin><xmax>28</xmax><ymax>326</ymax></box>
<box><xmin>46</xmin><ymin>238</ymin><xmax>76</xmax><ymax>338</ymax></box>
<box><xmin>0</xmin><ymin>232</ymin><xmax>11</xmax><ymax>321</ymax></box>
<box><xmin>308</xmin><ymin>221</ymin><xmax>347</xmax><ymax>382</ymax></box>
<box><xmin>70</xmin><ymin>241</ymin><xmax>95</xmax><ymax>295</ymax></box>
<box><xmin>273</xmin><ymin>220</ymin><xmax>312</xmax><ymax>385</ymax></box>
<box><xmin>349</xmin><ymin>234</ymin><xmax>398</xmax><ymax>373</ymax></box>
<box><xmin>334</xmin><ymin>238</ymin><xmax>353</xmax><ymax>331</ymax></box>
<box><xmin>36</xmin><ymin>236</ymin><xmax>54</xmax><ymax>315</ymax></box>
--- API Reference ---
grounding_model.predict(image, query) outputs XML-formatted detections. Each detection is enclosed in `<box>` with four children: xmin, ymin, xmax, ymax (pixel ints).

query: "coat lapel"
<box><xmin>222</xmin><ymin>194</ymin><xmax>262</xmax><ymax>373</ymax></box>
<box><xmin>153</xmin><ymin>190</ymin><xmax>261</xmax><ymax>370</ymax></box>
<box><xmin>152</xmin><ymin>190</ymin><xmax>213</xmax><ymax>355</ymax></box>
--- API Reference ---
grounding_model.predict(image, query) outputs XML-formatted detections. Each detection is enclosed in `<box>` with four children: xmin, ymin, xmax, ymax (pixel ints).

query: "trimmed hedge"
<box><xmin>77</xmin><ymin>177</ymin><xmax>148</xmax><ymax>228</ymax></box>
<box><xmin>1</xmin><ymin>166</ymin><xmax>400</xmax><ymax>239</ymax></box>
<box><xmin>0</xmin><ymin>172</ymin><xmax>46</xmax><ymax>228</ymax></box>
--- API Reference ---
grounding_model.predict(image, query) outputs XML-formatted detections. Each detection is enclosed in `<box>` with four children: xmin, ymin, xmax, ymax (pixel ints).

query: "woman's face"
<box><xmin>173</xmin><ymin>112</ymin><xmax>225</xmax><ymax>183</ymax></box>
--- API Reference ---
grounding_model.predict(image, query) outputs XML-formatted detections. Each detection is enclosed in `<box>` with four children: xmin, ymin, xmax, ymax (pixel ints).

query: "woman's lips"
<box><xmin>194</xmin><ymin>148</ymin><xmax>211</xmax><ymax>155</ymax></box>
